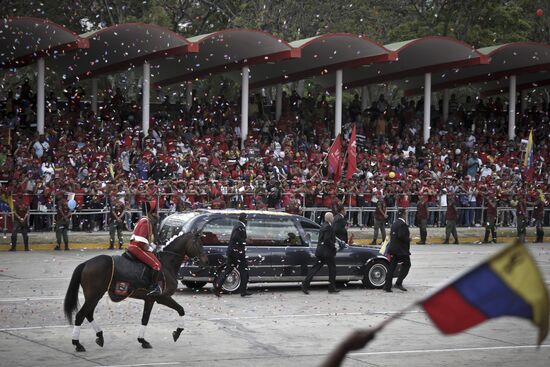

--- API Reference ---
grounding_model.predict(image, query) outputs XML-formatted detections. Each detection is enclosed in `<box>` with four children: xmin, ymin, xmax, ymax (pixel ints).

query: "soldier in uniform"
<box><xmin>54</xmin><ymin>199</ymin><xmax>71</xmax><ymax>251</ymax></box>
<box><xmin>213</xmin><ymin>213</ymin><xmax>252</xmax><ymax>297</ymax></box>
<box><xmin>443</xmin><ymin>192</ymin><xmax>459</xmax><ymax>244</ymax></box>
<box><xmin>10</xmin><ymin>197</ymin><xmax>30</xmax><ymax>251</ymax></box>
<box><xmin>482</xmin><ymin>193</ymin><xmax>498</xmax><ymax>243</ymax></box>
<box><xmin>109</xmin><ymin>200</ymin><xmax>125</xmax><ymax>249</ymax></box>
<box><xmin>370</xmin><ymin>193</ymin><xmax>387</xmax><ymax>245</ymax></box>
<box><xmin>532</xmin><ymin>194</ymin><xmax>545</xmax><ymax>243</ymax></box>
<box><xmin>416</xmin><ymin>195</ymin><xmax>428</xmax><ymax>244</ymax></box>
<box><xmin>515</xmin><ymin>194</ymin><xmax>528</xmax><ymax>243</ymax></box>
<box><xmin>128</xmin><ymin>202</ymin><xmax>162</xmax><ymax>296</ymax></box>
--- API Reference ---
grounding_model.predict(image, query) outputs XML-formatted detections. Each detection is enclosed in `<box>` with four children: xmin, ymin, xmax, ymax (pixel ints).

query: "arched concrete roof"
<box><xmin>244</xmin><ymin>33</ymin><xmax>395</xmax><ymax>90</ymax></box>
<box><xmin>0</xmin><ymin>16</ymin><xmax>89</xmax><ymax>69</ymax></box>
<box><xmin>403</xmin><ymin>42</ymin><xmax>550</xmax><ymax>96</ymax></box>
<box><xmin>152</xmin><ymin>29</ymin><xmax>300</xmax><ymax>87</ymax></box>
<box><xmin>314</xmin><ymin>36</ymin><xmax>488</xmax><ymax>91</ymax></box>
<box><xmin>52</xmin><ymin>23</ymin><xmax>197</xmax><ymax>81</ymax></box>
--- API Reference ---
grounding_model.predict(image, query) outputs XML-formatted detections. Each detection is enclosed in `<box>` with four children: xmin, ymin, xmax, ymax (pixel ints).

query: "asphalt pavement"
<box><xmin>0</xmin><ymin>244</ymin><xmax>549</xmax><ymax>367</ymax></box>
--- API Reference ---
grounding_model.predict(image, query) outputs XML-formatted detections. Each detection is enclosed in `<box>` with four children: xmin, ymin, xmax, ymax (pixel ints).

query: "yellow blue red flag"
<box><xmin>420</xmin><ymin>241</ymin><xmax>549</xmax><ymax>344</ymax></box>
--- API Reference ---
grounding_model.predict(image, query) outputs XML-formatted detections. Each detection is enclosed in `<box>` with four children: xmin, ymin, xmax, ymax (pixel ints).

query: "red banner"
<box><xmin>327</xmin><ymin>134</ymin><xmax>342</xmax><ymax>180</ymax></box>
<box><xmin>346</xmin><ymin>125</ymin><xmax>357</xmax><ymax>180</ymax></box>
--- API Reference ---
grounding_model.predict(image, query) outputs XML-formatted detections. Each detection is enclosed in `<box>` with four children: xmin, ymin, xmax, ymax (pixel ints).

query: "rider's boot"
<box><xmin>147</xmin><ymin>269</ymin><xmax>162</xmax><ymax>297</ymax></box>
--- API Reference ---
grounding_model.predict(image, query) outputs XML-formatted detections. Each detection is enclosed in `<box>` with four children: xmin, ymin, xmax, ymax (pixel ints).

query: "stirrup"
<box><xmin>146</xmin><ymin>284</ymin><xmax>162</xmax><ymax>297</ymax></box>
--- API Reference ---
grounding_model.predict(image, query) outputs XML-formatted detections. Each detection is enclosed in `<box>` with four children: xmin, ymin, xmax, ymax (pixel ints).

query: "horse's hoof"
<box><xmin>72</xmin><ymin>340</ymin><xmax>86</xmax><ymax>352</ymax></box>
<box><xmin>96</xmin><ymin>331</ymin><xmax>104</xmax><ymax>347</ymax></box>
<box><xmin>138</xmin><ymin>337</ymin><xmax>152</xmax><ymax>349</ymax></box>
<box><xmin>173</xmin><ymin>328</ymin><xmax>184</xmax><ymax>342</ymax></box>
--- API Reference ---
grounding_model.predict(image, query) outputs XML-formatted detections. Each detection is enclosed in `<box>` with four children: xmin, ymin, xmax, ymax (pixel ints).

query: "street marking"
<box><xmin>0</xmin><ymin>325</ymin><xmax>70</xmax><ymax>332</ymax></box>
<box><xmin>103</xmin><ymin>363</ymin><xmax>181</xmax><ymax>367</ymax></box>
<box><xmin>0</xmin><ymin>277</ymin><xmax>69</xmax><ymax>282</ymax></box>
<box><xmin>0</xmin><ymin>296</ymin><xmax>64</xmax><ymax>302</ymax></box>
<box><xmin>349</xmin><ymin>344</ymin><xmax>550</xmax><ymax>356</ymax></box>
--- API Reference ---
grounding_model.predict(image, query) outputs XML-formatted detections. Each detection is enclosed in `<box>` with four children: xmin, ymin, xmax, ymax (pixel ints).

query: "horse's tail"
<box><xmin>64</xmin><ymin>261</ymin><xmax>87</xmax><ymax>325</ymax></box>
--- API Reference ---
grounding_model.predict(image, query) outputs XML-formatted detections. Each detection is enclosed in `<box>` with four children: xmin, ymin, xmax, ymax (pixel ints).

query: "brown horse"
<box><xmin>64</xmin><ymin>231</ymin><xmax>208</xmax><ymax>352</ymax></box>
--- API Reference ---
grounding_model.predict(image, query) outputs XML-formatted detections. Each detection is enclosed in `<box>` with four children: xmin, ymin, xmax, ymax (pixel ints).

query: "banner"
<box><xmin>327</xmin><ymin>134</ymin><xmax>342</xmax><ymax>180</ymax></box>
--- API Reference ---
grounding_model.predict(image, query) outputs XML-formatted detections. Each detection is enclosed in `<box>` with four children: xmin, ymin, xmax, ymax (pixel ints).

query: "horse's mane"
<box><xmin>162</xmin><ymin>230</ymin><xmax>194</xmax><ymax>253</ymax></box>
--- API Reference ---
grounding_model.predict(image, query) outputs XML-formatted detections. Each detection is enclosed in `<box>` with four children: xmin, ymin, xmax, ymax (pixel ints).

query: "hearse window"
<box><xmin>300</xmin><ymin>221</ymin><xmax>319</xmax><ymax>246</ymax></box>
<box><xmin>202</xmin><ymin>217</ymin><xmax>240</xmax><ymax>245</ymax></box>
<box><xmin>158</xmin><ymin>224</ymin><xmax>183</xmax><ymax>245</ymax></box>
<box><xmin>248</xmin><ymin>217</ymin><xmax>303</xmax><ymax>246</ymax></box>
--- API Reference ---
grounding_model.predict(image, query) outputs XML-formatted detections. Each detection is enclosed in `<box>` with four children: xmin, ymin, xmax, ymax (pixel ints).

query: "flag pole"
<box><xmin>371</xmin><ymin>301</ymin><xmax>419</xmax><ymax>332</ymax></box>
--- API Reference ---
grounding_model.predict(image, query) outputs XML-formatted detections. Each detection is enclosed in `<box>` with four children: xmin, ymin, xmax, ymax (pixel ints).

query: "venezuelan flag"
<box><xmin>420</xmin><ymin>241</ymin><xmax>549</xmax><ymax>344</ymax></box>
<box><xmin>524</xmin><ymin>129</ymin><xmax>534</xmax><ymax>168</ymax></box>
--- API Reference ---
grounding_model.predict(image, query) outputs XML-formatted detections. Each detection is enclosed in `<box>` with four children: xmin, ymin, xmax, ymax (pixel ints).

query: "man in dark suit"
<box><xmin>213</xmin><ymin>213</ymin><xmax>252</xmax><ymax>297</ymax></box>
<box><xmin>332</xmin><ymin>203</ymin><xmax>348</xmax><ymax>245</ymax></box>
<box><xmin>301</xmin><ymin>212</ymin><xmax>340</xmax><ymax>294</ymax></box>
<box><xmin>384</xmin><ymin>208</ymin><xmax>411</xmax><ymax>292</ymax></box>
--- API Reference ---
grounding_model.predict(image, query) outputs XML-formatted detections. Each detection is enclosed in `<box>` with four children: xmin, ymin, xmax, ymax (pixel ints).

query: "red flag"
<box><xmin>327</xmin><ymin>134</ymin><xmax>342</xmax><ymax>180</ymax></box>
<box><xmin>346</xmin><ymin>125</ymin><xmax>357</xmax><ymax>180</ymax></box>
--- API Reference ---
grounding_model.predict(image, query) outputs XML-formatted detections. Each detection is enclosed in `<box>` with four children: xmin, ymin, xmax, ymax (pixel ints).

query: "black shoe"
<box><xmin>9</xmin><ymin>247</ymin><xmax>15</xmax><ymax>251</ymax></box>
<box><xmin>108</xmin><ymin>245</ymin><xmax>114</xmax><ymax>250</ymax></box>
<box><xmin>416</xmin><ymin>241</ymin><xmax>425</xmax><ymax>245</ymax></box>
<box><xmin>481</xmin><ymin>241</ymin><xmax>490</xmax><ymax>244</ymax></box>
<box><xmin>119</xmin><ymin>245</ymin><xmax>123</xmax><ymax>249</ymax></box>
<box><xmin>212</xmin><ymin>287</ymin><xmax>222</xmax><ymax>298</ymax></box>
<box><xmin>384</xmin><ymin>288</ymin><xmax>393</xmax><ymax>293</ymax></box>
<box><xmin>328</xmin><ymin>288</ymin><xmax>340</xmax><ymax>293</ymax></box>
<box><xmin>369</xmin><ymin>241</ymin><xmax>377</xmax><ymax>246</ymax></box>
<box><xmin>24</xmin><ymin>247</ymin><xmax>29</xmax><ymax>251</ymax></box>
<box><xmin>454</xmin><ymin>240</ymin><xmax>459</xmax><ymax>245</ymax></box>
<box><xmin>146</xmin><ymin>283</ymin><xmax>162</xmax><ymax>297</ymax></box>
<box><xmin>54</xmin><ymin>245</ymin><xmax>61</xmax><ymax>251</ymax></box>
<box><xmin>492</xmin><ymin>239</ymin><xmax>497</xmax><ymax>243</ymax></box>
<box><xmin>442</xmin><ymin>240</ymin><xmax>449</xmax><ymax>244</ymax></box>
<box><xmin>241</xmin><ymin>291</ymin><xmax>252</xmax><ymax>297</ymax></box>
<box><xmin>301</xmin><ymin>283</ymin><xmax>309</xmax><ymax>295</ymax></box>
<box><xmin>395</xmin><ymin>284</ymin><xmax>408</xmax><ymax>292</ymax></box>
<box><xmin>65</xmin><ymin>246</ymin><xmax>70</xmax><ymax>251</ymax></box>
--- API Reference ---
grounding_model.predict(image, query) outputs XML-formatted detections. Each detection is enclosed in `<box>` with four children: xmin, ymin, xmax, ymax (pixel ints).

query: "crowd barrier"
<box><xmin>1</xmin><ymin>205</ymin><xmax>548</xmax><ymax>233</ymax></box>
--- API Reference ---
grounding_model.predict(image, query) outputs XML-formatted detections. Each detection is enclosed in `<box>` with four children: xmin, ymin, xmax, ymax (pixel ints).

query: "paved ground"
<box><xmin>0</xmin><ymin>244</ymin><xmax>549</xmax><ymax>367</ymax></box>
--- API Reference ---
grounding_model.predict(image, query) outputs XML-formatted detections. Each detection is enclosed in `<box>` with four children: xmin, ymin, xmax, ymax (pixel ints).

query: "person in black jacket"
<box><xmin>332</xmin><ymin>204</ymin><xmax>348</xmax><ymax>245</ymax></box>
<box><xmin>213</xmin><ymin>213</ymin><xmax>252</xmax><ymax>297</ymax></box>
<box><xmin>384</xmin><ymin>208</ymin><xmax>411</xmax><ymax>292</ymax></box>
<box><xmin>301</xmin><ymin>212</ymin><xmax>340</xmax><ymax>294</ymax></box>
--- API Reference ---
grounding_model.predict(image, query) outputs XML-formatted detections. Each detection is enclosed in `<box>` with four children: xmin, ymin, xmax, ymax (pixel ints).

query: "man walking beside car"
<box><xmin>301</xmin><ymin>212</ymin><xmax>340</xmax><ymax>294</ymax></box>
<box><xmin>213</xmin><ymin>213</ymin><xmax>252</xmax><ymax>297</ymax></box>
<box><xmin>384</xmin><ymin>208</ymin><xmax>411</xmax><ymax>292</ymax></box>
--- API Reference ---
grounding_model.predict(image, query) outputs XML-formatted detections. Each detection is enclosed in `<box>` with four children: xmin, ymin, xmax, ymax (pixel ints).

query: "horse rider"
<box><xmin>128</xmin><ymin>202</ymin><xmax>162</xmax><ymax>296</ymax></box>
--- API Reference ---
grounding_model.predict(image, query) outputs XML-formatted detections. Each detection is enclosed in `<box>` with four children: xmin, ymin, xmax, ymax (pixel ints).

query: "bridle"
<box><xmin>158</xmin><ymin>235</ymin><xmax>204</xmax><ymax>263</ymax></box>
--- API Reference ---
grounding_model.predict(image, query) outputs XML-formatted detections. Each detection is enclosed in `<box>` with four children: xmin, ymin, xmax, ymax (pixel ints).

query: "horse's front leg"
<box><xmin>155</xmin><ymin>295</ymin><xmax>185</xmax><ymax>342</ymax></box>
<box><xmin>137</xmin><ymin>299</ymin><xmax>155</xmax><ymax>349</ymax></box>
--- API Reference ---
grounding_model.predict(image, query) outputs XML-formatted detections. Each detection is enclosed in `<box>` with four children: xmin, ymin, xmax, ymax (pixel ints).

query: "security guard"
<box><xmin>515</xmin><ymin>194</ymin><xmax>528</xmax><ymax>243</ymax></box>
<box><xmin>533</xmin><ymin>194</ymin><xmax>545</xmax><ymax>243</ymax></box>
<box><xmin>54</xmin><ymin>199</ymin><xmax>71</xmax><ymax>251</ymax></box>
<box><xmin>443</xmin><ymin>192</ymin><xmax>459</xmax><ymax>244</ymax></box>
<box><xmin>10</xmin><ymin>197</ymin><xmax>30</xmax><ymax>251</ymax></box>
<box><xmin>384</xmin><ymin>209</ymin><xmax>411</xmax><ymax>292</ymax></box>
<box><xmin>416</xmin><ymin>195</ymin><xmax>428</xmax><ymax>244</ymax></box>
<box><xmin>370</xmin><ymin>193</ymin><xmax>387</xmax><ymax>245</ymax></box>
<box><xmin>213</xmin><ymin>213</ymin><xmax>252</xmax><ymax>297</ymax></box>
<box><xmin>109</xmin><ymin>200</ymin><xmax>125</xmax><ymax>249</ymax></box>
<box><xmin>482</xmin><ymin>193</ymin><xmax>497</xmax><ymax>244</ymax></box>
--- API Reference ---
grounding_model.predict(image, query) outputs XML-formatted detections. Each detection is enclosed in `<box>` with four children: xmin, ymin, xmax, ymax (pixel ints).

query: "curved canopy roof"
<box><xmin>313</xmin><ymin>36</ymin><xmax>488</xmax><ymax>91</ymax></box>
<box><xmin>52</xmin><ymin>23</ymin><xmax>197</xmax><ymax>81</ymax></box>
<box><xmin>0</xmin><ymin>17</ymin><xmax>88</xmax><ymax>69</ymax></box>
<box><xmin>403</xmin><ymin>42</ymin><xmax>550</xmax><ymax>96</ymax></box>
<box><xmin>153</xmin><ymin>29</ymin><xmax>300</xmax><ymax>87</ymax></box>
<box><xmin>243</xmin><ymin>33</ymin><xmax>395</xmax><ymax>90</ymax></box>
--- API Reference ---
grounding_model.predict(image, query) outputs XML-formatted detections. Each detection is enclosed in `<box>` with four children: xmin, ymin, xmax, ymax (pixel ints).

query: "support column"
<box><xmin>520</xmin><ymin>90</ymin><xmax>527</xmax><ymax>115</ymax></box>
<box><xmin>91</xmin><ymin>78</ymin><xmax>98</xmax><ymax>114</ymax></box>
<box><xmin>442</xmin><ymin>88</ymin><xmax>450</xmax><ymax>122</ymax></box>
<box><xmin>335</xmin><ymin>69</ymin><xmax>343</xmax><ymax>137</ymax></box>
<box><xmin>296</xmin><ymin>80</ymin><xmax>305</xmax><ymax>97</ymax></box>
<box><xmin>275</xmin><ymin>84</ymin><xmax>282</xmax><ymax>121</ymax></box>
<box><xmin>186</xmin><ymin>82</ymin><xmax>193</xmax><ymax>112</ymax></box>
<box><xmin>142</xmin><ymin>61</ymin><xmax>150</xmax><ymax>136</ymax></box>
<box><xmin>241</xmin><ymin>66</ymin><xmax>250</xmax><ymax>149</ymax></box>
<box><xmin>508</xmin><ymin>75</ymin><xmax>516</xmax><ymax>140</ymax></box>
<box><xmin>423</xmin><ymin>72</ymin><xmax>431</xmax><ymax>144</ymax></box>
<box><xmin>37</xmin><ymin>57</ymin><xmax>45</xmax><ymax>135</ymax></box>
<box><xmin>361</xmin><ymin>85</ymin><xmax>370</xmax><ymax>111</ymax></box>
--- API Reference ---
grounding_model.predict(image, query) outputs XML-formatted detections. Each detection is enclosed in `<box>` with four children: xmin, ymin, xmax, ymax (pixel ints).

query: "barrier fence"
<box><xmin>1</xmin><ymin>202</ymin><xmax>549</xmax><ymax>234</ymax></box>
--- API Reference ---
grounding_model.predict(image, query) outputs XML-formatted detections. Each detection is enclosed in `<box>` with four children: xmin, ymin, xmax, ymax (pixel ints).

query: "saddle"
<box><xmin>108</xmin><ymin>252</ymin><xmax>162</xmax><ymax>302</ymax></box>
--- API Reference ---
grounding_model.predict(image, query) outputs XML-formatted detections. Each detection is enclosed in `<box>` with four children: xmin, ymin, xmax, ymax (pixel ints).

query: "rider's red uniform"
<box><xmin>128</xmin><ymin>217</ymin><xmax>161</xmax><ymax>271</ymax></box>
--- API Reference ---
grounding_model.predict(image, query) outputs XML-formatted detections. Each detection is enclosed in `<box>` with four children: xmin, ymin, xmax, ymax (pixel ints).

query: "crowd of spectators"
<box><xmin>0</xmin><ymin>82</ymin><xmax>549</xmax><ymax>232</ymax></box>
